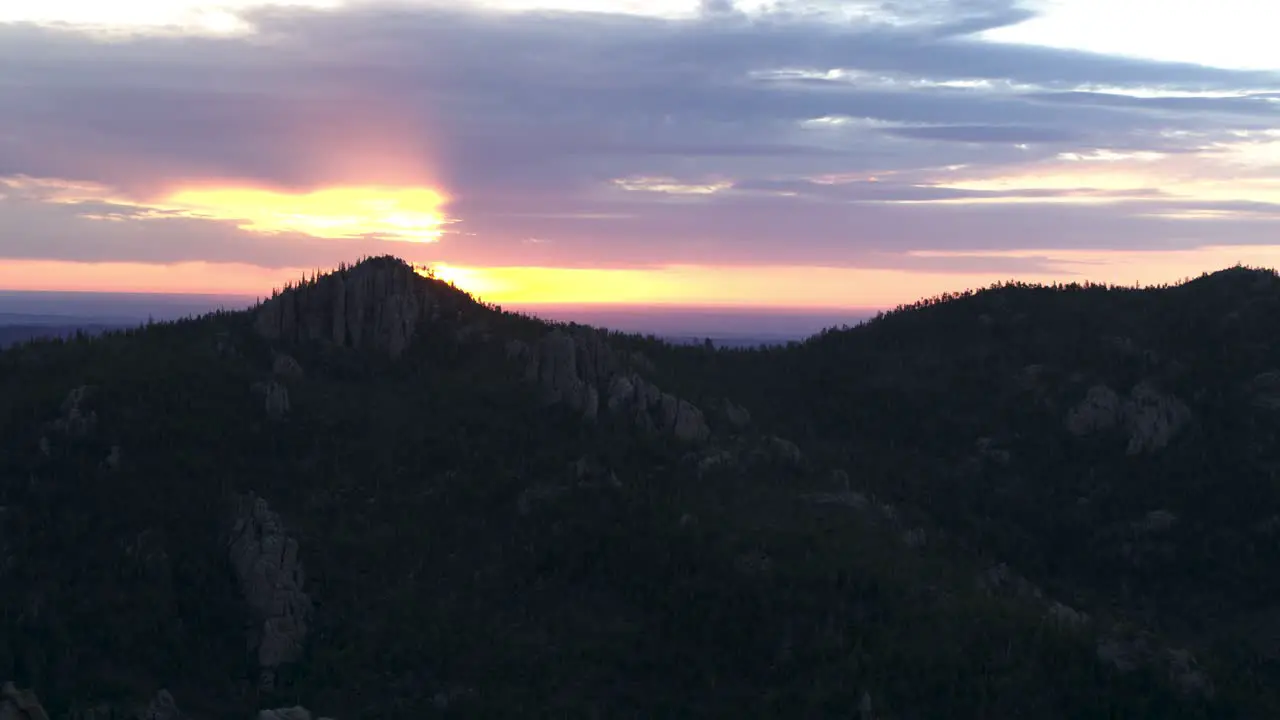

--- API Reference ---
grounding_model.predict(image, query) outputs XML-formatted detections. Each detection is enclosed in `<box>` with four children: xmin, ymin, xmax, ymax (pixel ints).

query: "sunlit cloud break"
<box><xmin>3</xmin><ymin>176</ymin><xmax>454</xmax><ymax>243</ymax></box>
<box><xmin>163</xmin><ymin>186</ymin><xmax>453</xmax><ymax>243</ymax></box>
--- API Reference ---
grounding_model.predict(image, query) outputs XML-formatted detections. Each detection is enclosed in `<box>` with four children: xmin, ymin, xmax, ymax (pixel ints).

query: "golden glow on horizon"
<box><xmin>161</xmin><ymin>185</ymin><xmax>451</xmax><ymax>242</ymax></box>
<box><xmin>409</xmin><ymin>247</ymin><xmax>1280</xmax><ymax>307</ymax></box>
<box><xmin>0</xmin><ymin>260</ymin><xmax>307</xmax><ymax>296</ymax></box>
<box><xmin>10</xmin><ymin>248</ymin><xmax>1280</xmax><ymax>307</ymax></box>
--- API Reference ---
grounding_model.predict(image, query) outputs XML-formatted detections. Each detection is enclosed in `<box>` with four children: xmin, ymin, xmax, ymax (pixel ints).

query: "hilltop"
<box><xmin>3</xmin><ymin>257</ymin><xmax>1280</xmax><ymax>718</ymax></box>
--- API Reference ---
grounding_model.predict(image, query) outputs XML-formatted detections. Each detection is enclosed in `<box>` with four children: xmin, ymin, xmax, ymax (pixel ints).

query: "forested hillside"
<box><xmin>2</xmin><ymin>257</ymin><xmax>1276</xmax><ymax>718</ymax></box>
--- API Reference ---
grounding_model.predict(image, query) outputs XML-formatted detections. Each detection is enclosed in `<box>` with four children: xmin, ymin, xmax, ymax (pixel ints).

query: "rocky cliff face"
<box><xmin>0</xmin><ymin>682</ymin><xmax>48</xmax><ymax>720</ymax></box>
<box><xmin>254</xmin><ymin>259</ymin><xmax>718</xmax><ymax>443</ymax></box>
<box><xmin>513</xmin><ymin>328</ymin><xmax>712</xmax><ymax>443</ymax></box>
<box><xmin>254</xmin><ymin>258</ymin><xmax>443</xmax><ymax>359</ymax></box>
<box><xmin>227</xmin><ymin>493</ymin><xmax>312</xmax><ymax>691</ymax></box>
<box><xmin>1065</xmin><ymin>382</ymin><xmax>1191</xmax><ymax>454</ymax></box>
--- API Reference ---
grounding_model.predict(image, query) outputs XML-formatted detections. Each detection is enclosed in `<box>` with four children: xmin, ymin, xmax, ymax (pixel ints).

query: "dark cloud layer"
<box><xmin>1</xmin><ymin>0</ymin><xmax>1279</xmax><ymax>272</ymax></box>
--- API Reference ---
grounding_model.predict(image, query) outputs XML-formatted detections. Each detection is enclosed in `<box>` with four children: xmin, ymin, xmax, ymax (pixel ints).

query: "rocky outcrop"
<box><xmin>228</xmin><ymin>493</ymin><xmax>312</xmax><ymax>691</ymax></box>
<box><xmin>526</xmin><ymin>330</ymin><xmax>597</xmax><ymax>416</ymax></box>
<box><xmin>705</xmin><ymin>398</ymin><xmax>751</xmax><ymax>431</ymax></box>
<box><xmin>255</xmin><ymin>258</ymin><xmax>443</xmax><ymax>359</ymax></box>
<box><xmin>1096</xmin><ymin>633</ymin><xmax>1214</xmax><ymax>699</ymax></box>
<box><xmin>1046</xmin><ymin>601</ymin><xmax>1090</xmax><ymax>629</ymax></box>
<box><xmin>752</xmin><ymin>436</ymin><xmax>803</xmax><ymax>467</ymax></box>
<box><xmin>0</xmin><ymin>682</ymin><xmax>48</xmax><ymax>720</ymax></box>
<box><xmin>1123</xmin><ymin>382</ymin><xmax>1192</xmax><ymax>454</ymax></box>
<box><xmin>1247</xmin><ymin>370</ymin><xmax>1280</xmax><ymax>409</ymax></box>
<box><xmin>101</xmin><ymin>444</ymin><xmax>123</xmax><ymax>471</ymax></box>
<box><xmin>1133</xmin><ymin>509</ymin><xmax>1178</xmax><ymax>534</ymax></box>
<box><xmin>272</xmin><ymin>352</ymin><xmax>305</xmax><ymax>380</ymax></box>
<box><xmin>46</xmin><ymin>385</ymin><xmax>98</xmax><ymax>438</ymax></box>
<box><xmin>1064</xmin><ymin>385</ymin><xmax>1123</xmax><ymax>436</ymax></box>
<box><xmin>1064</xmin><ymin>382</ymin><xmax>1190</xmax><ymax>454</ymax></box>
<box><xmin>143</xmin><ymin>690</ymin><xmax>182</xmax><ymax>720</ymax></box>
<box><xmin>251</xmin><ymin>381</ymin><xmax>290</xmax><ymax>421</ymax></box>
<box><xmin>519</xmin><ymin>328</ymin><xmax>710</xmax><ymax>443</ymax></box>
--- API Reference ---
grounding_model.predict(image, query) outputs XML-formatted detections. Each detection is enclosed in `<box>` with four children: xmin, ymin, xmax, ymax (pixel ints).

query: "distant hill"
<box><xmin>2</xmin><ymin>257</ymin><xmax>1278</xmax><ymax>718</ymax></box>
<box><xmin>0</xmin><ymin>323</ymin><xmax>133</xmax><ymax>349</ymax></box>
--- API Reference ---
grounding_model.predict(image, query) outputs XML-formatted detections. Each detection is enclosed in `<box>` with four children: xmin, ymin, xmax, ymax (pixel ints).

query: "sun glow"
<box><xmin>162</xmin><ymin>185</ymin><xmax>451</xmax><ymax>242</ymax></box>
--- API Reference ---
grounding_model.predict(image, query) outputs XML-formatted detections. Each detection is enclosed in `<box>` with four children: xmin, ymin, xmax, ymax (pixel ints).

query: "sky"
<box><xmin>2</xmin><ymin>0</ymin><xmax>1280</xmax><ymax>312</ymax></box>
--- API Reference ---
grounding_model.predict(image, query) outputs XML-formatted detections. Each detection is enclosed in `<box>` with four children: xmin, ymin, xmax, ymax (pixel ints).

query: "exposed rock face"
<box><xmin>1065</xmin><ymin>382</ymin><xmax>1191</xmax><ymax>454</ymax></box>
<box><xmin>255</xmin><ymin>258</ymin><xmax>441</xmax><ymax>359</ymax></box>
<box><xmin>46</xmin><ymin>385</ymin><xmax>98</xmax><ymax>438</ymax></box>
<box><xmin>143</xmin><ymin>690</ymin><xmax>182</xmax><ymax>720</ymax></box>
<box><xmin>519</xmin><ymin>328</ymin><xmax>710</xmax><ymax>443</ymax></box>
<box><xmin>721</xmin><ymin>400</ymin><xmax>751</xmax><ymax>430</ymax></box>
<box><xmin>1248</xmin><ymin>370</ymin><xmax>1280</xmax><ymax>409</ymax></box>
<box><xmin>1134</xmin><ymin>509</ymin><xmax>1178</xmax><ymax>534</ymax></box>
<box><xmin>101</xmin><ymin>445</ymin><xmax>123</xmax><ymax>471</ymax></box>
<box><xmin>527</xmin><ymin>330</ymin><xmax>595</xmax><ymax>415</ymax></box>
<box><xmin>1123</xmin><ymin>382</ymin><xmax>1192</xmax><ymax>455</ymax></box>
<box><xmin>251</xmin><ymin>381</ymin><xmax>290</xmax><ymax>421</ymax></box>
<box><xmin>1046</xmin><ymin>601</ymin><xmax>1090</xmax><ymax>629</ymax></box>
<box><xmin>1096</xmin><ymin>633</ymin><xmax>1214</xmax><ymax>699</ymax></box>
<box><xmin>1064</xmin><ymin>385</ymin><xmax>1123</xmax><ymax>436</ymax></box>
<box><xmin>272</xmin><ymin>353</ymin><xmax>305</xmax><ymax>380</ymax></box>
<box><xmin>754</xmin><ymin>436</ymin><xmax>803</xmax><ymax>467</ymax></box>
<box><xmin>228</xmin><ymin>493</ymin><xmax>312</xmax><ymax>690</ymax></box>
<box><xmin>0</xmin><ymin>682</ymin><xmax>48</xmax><ymax>720</ymax></box>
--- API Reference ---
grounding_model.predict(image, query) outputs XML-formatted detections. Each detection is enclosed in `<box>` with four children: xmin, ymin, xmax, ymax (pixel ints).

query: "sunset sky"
<box><xmin>2</xmin><ymin>0</ymin><xmax>1280</xmax><ymax>311</ymax></box>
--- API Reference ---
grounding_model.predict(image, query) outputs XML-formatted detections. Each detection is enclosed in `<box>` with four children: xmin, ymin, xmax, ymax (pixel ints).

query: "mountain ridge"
<box><xmin>2</xmin><ymin>256</ymin><xmax>1279</xmax><ymax>718</ymax></box>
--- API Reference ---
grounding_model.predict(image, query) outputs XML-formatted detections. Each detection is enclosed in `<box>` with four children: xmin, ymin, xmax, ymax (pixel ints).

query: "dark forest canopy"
<box><xmin>3</xmin><ymin>257</ymin><xmax>1280</xmax><ymax>719</ymax></box>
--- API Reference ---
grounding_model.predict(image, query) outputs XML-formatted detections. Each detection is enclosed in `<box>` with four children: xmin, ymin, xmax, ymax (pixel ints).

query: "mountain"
<box><xmin>2</xmin><ymin>256</ymin><xmax>1279</xmax><ymax>718</ymax></box>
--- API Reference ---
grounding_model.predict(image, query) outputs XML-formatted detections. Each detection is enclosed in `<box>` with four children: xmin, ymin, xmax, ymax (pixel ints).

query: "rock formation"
<box><xmin>1096</xmin><ymin>632</ymin><xmax>1214</xmax><ymax>699</ymax></box>
<box><xmin>1248</xmin><ymin>370</ymin><xmax>1280</xmax><ymax>409</ymax></box>
<box><xmin>251</xmin><ymin>381</ymin><xmax>290</xmax><ymax>421</ymax></box>
<box><xmin>518</xmin><ymin>328</ymin><xmax>711</xmax><ymax>443</ymax></box>
<box><xmin>0</xmin><ymin>682</ymin><xmax>48</xmax><ymax>720</ymax></box>
<box><xmin>714</xmin><ymin>398</ymin><xmax>752</xmax><ymax>431</ymax></box>
<box><xmin>46</xmin><ymin>385</ymin><xmax>97</xmax><ymax>438</ymax></box>
<box><xmin>1123</xmin><ymin>382</ymin><xmax>1192</xmax><ymax>455</ymax></box>
<box><xmin>1064</xmin><ymin>385</ymin><xmax>1123</xmax><ymax>436</ymax></box>
<box><xmin>228</xmin><ymin>493</ymin><xmax>312</xmax><ymax>691</ymax></box>
<box><xmin>1065</xmin><ymin>382</ymin><xmax>1191</xmax><ymax>454</ymax></box>
<box><xmin>271</xmin><ymin>352</ymin><xmax>305</xmax><ymax>380</ymax></box>
<box><xmin>254</xmin><ymin>257</ymin><xmax>443</xmax><ymax>359</ymax></box>
<box><xmin>142</xmin><ymin>690</ymin><xmax>182</xmax><ymax>720</ymax></box>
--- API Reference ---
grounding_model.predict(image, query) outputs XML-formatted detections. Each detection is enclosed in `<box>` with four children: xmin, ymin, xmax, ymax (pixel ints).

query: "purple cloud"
<box><xmin>1</xmin><ymin>0</ymin><xmax>1279</xmax><ymax>276</ymax></box>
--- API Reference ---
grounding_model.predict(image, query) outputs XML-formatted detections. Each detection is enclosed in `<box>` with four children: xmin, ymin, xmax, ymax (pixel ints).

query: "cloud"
<box><xmin>2</xmin><ymin>0</ymin><xmax>1280</xmax><ymax>280</ymax></box>
<box><xmin>880</xmin><ymin>124</ymin><xmax>1080</xmax><ymax>143</ymax></box>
